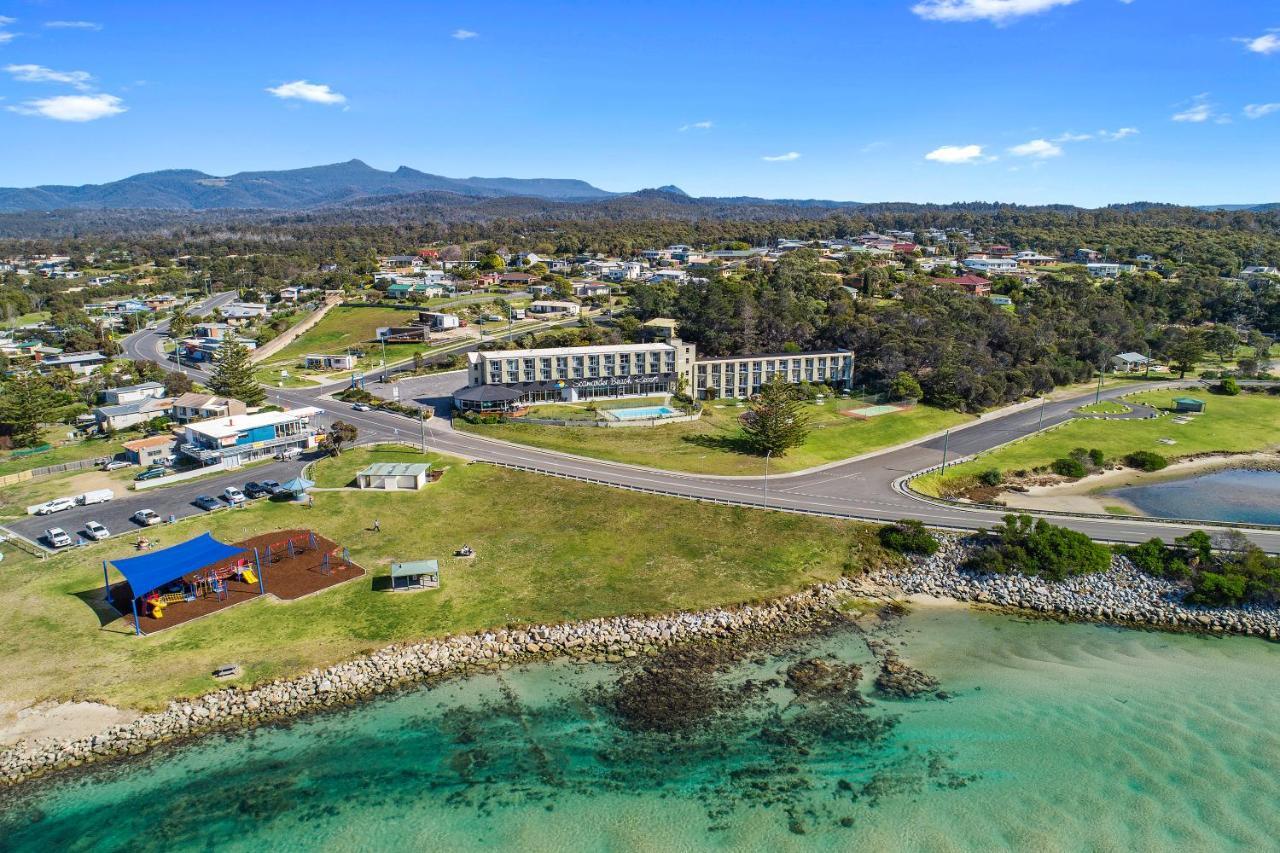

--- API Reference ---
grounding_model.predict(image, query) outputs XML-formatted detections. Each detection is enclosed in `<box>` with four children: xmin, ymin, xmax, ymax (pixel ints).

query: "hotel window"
<box><xmin>555</xmin><ymin>357</ymin><xmax>569</xmax><ymax>378</ymax></box>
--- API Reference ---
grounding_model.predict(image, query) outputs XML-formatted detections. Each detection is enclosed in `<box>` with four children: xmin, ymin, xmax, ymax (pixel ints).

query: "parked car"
<box><xmin>132</xmin><ymin>509</ymin><xmax>161</xmax><ymax>526</ymax></box>
<box><xmin>194</xmin><ymin>495</ymin><xmax>222</xmax><ymax>511</ymax></box>
<box><xmin>77</xmin><ymin>489</ymin><xmax>114</xmax><ymax>506</ymax></box>
<box><xmin>134</xmin><ymin>467</ymin><xmax>167</xmax><ymax>482</ymax></box>
<box><xmin>84</xmin><ymin>521</ymin><xmax>109</xmax><ymax>541</ymax></box>
<box><xmin>243</xmin><ymin>481</ymin><xmax>271</xmax><ymax>498</ymax></box>
<box><xmin>223</xmin><ymin>486</ymin><xmax>246</xmax><ymax>505</ymax></box>
<box><xmin>33</xmin><ymin>497</ymin><xmax>76</xmax><ymax>516</ymax></box>
<box><xmin>261</xmin><ymin>479</ymin><xmax>284</xmax><ymax>496</ymax></box>
<box><xmin>44</xmin><ymin>527</ymin><xmax>72</xmax><ymax>548</ymax></box>
<box><xmin>102</xmin><ymin>459</ymin><xmax>132</xmax><ymax>471</ymax></box>
<box><xmin>275</xmin><ymin>447</ymin><xmax>303</xmax><ymax>461</ymax></box>
<box><xmin>352</xmin><ymin>402</ymin><xmax>372</xmax><ymax>412</ymax></box>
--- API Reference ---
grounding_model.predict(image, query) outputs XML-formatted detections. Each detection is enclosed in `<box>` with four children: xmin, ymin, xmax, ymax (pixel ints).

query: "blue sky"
<box><xmin>0</xmin><ymin>0</ymin><xmax>1277</xmax><ymax>206</ymax></box>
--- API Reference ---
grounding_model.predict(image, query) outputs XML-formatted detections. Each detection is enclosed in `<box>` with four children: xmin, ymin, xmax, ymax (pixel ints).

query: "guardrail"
<box><xmin>0</xmin><ymin>527</ymin><xmax>48</xmax><ymax>560</ymax></box>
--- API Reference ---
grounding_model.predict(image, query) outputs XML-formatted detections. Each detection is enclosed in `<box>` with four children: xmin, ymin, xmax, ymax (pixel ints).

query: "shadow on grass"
<box><xmin>71</xmin><ymin>586</ymin><xmax>135</xmax><ymax>634</ymax></box>
<box><xmin>679</xmin><ymin>432</ymin><xmax>760</xmax><ymax>457</ymax></box>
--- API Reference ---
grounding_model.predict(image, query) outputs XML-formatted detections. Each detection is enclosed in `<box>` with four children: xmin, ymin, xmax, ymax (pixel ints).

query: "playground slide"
<box><xmin>240</xmin><ymin>568</ymin><xmax>257</xmax><ymax>585</ymax></box>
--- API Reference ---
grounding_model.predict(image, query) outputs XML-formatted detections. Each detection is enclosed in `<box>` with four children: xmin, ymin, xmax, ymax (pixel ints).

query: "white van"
<box><xmin>77</xmin><ymin>489</ymin><xmax>115</xmax><ymax>506</ymax></box>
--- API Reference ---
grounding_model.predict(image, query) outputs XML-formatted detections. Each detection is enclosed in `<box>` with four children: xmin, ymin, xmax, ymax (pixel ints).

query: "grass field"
<box><xmin>0</xmin><ymin>445</ymin><xmax>890</xmax><ymax>710</ymax></box>
<box><xmin>0</xmin><ymin>428</ymin><xmax>121</xmax><ymax>478</ymax></box>
<box><xmin>1076</xmin><ymin>400</ymin><xmax>1130</xmax><ymax>415</ymax></box>
<box><xmin>915</xmin><ymin>389</ymin><xmax>1280</xmax><ymax>497</ymax></box>
<box><xmin>263</xmin><ymin>304</ymin><xmax>427</xmax><ymax>365</ymax></box>
<box><xmin>459</xmin><ymin>399</ymin><xmax>972</xmax><ymax>475</ymax></box>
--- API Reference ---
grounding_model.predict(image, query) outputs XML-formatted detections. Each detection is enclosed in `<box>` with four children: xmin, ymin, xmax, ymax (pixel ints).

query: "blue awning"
<box><xmin>107</xmin><ymin>532</ymin><xmax>245</xmax><ymax>599</ymax></box>
<box><xmin>280</xmin><ymin>476</ymin><xmax>314</xmax><ymax>494</ymax></box>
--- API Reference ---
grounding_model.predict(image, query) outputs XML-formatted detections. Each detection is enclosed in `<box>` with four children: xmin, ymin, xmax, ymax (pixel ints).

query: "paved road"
<box><xmin>40</xmin><ymin>294</ymin><xmax>1272</xmax><ymax>556</ymax></box>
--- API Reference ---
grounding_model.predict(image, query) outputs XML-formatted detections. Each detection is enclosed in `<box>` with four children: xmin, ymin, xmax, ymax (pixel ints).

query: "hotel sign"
<box><xmin>564</xmin><ymin>374</ymin><xmax>669</xmax><ymax>389</ymax></box>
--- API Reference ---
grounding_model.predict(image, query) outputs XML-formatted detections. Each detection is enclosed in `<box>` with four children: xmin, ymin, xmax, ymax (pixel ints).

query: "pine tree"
<box><xmin>0</xmin><ymin>372</ymin><xmax>56</xmax><ymax>448</ymax></box>
<box><xmin>740</xmin><ymin>376</ymin><xmax>810</xmax><ymax>457</ymax></box>
<box><xmin>208</xmin><ymin>339</ymin><xmax>265</xmax><ymax>406</ymax></box>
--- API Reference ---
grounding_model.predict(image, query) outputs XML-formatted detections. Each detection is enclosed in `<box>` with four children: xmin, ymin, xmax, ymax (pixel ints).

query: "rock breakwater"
<box><xmin>0</xmin><ymin>576</ymin><xmax>865</xmax><ymax>787</ymax></box>
<box><xmin>874</xmin><ymin>536</ymin><xmax>1280</xmax><ymax>641</ymax></box>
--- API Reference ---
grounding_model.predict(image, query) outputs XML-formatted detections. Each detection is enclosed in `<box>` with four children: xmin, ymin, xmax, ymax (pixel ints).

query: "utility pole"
<box><xmin>1038</xmin><ymin>395</ymin><xmax>1046</xmax><ymax>430</ymax></box>
<box><xmin>419</xmin><ymin>409</ymin><xmax>427</xmax><ymax>453</ymax></box>
<box><xmin>381</xmin><ymin>338</ymin><xmax>387</xmax><ymax>383</ymax></box>
<box><xmin>940</xmin><ymin>429</ymin><xmax>951</xmax><ymax>471</ymax></box>
<box><xmin>1095</xmin><ymin>360</ymin><xmax>1105</xmax><ymax>405</ymax></box>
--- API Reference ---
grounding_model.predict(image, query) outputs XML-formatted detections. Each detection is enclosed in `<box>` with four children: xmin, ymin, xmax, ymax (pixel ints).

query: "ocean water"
<box><xmin>1106</xmin><ymin>468</ymin><xmax>1280</xmax><ymax>525</ymax></box>
<box><xmin>4</xmin><ymin>604</ymin><xmax>1280</xmax><ymax>852</ymax></box>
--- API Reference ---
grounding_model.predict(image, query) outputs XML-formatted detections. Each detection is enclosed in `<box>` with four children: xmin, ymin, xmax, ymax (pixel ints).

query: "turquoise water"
<box><xmin>1107</xmin><ymin>468</ymin><xmax>1280</xmax><ymax>525</ymax></box>
<box><xmin>610</xmin><ymin>405</ymin><xmax>678</xmax><ymax>420</ymax></box>
<box><xmin>4</xmin><ymin>605</ymin><xmax>1280</xmax><ymax>851</ymax></box>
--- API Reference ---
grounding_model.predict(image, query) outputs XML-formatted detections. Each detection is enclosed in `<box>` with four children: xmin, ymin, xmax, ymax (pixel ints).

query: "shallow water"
<box><xmin>1106</xmin><ymin>468</ymin><xmax>1280</xmax><ymax>525</ymax></box>
<box><xmin>4</xmin><ymin>605</ymin><xmax>1280</xmax><ymax>852</ymax></box>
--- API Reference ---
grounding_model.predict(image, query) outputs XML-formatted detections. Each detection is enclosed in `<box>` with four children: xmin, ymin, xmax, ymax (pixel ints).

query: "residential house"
<box><xmin>36</xmin><ymin>351</ymin><xmax>109</xmax><ymax>376</ymax></box>
<box><xmin>380</xmin><ymin>255</ymin><xmax>424</xmax><ymax>270</ymax></box>
<box><xmin>647</xmin><ymin>269</ymin><xmax>689</xmax><ymax>285</ymax></box>
<box><xmin>1075</xmin><ymin>248</ymin><xmax>1102</xmax><ymax>263</ymax></box>
<box><xmin>498</xmin><ymin>272</ymin><xmax>538</xmax><ymax>288</ymax></box>
<box><xmin>1013</xmin><ymin>251</ymin><xmax>1055</xmax><ymax>266</ymax></box>
<box><xmin>94</xmin><ymin>396</ymin><xmax>175</xmax><ymax>431</ymax></box>
<box><xmin>193</xmin><ymin>322</ymin><xmax>232</xmax><ymax>340</ymax></box>
<box><xmin>100</xmin><ymin>381</ymin><xmax>166</xmax><ymax>405</ymax></box>
<box><xmin>573</xmin><ymin>282</ymin><xmax>612</xmax><ymax>299</ymax></box>
<box><xmin>178</xmin><ymin>335</ymin><xmax>257</xmax><ymax>362</ymax></box>
<box><xmin>1086</xmin><ymin>263</ymin><xmax>1122</xmax><ymax>279</ymax></box>
<box><xmin>937</xmin><ymin>275</ymin><xmax>992</xmax><ymax>297</ymax></box>
<box><xmin>416</xmin><ymin>311</ymin><xmax>461</xmax><ymax>331</ymax></box>
<box><xmin>219</xmin><ymin>302</ymin><xmax>269</xmax><ymax>323</ymax></box>
<box><xmin>1111</xmin><ymin>352</ymin><xmax>1155</xmax><ymax>373</ymax></box>
<box><xmin>178</xmin><ymin>407</ymin><xmax>322</xmax><ymax>468</ymax></box>
<box><xmin>169</xmin><ymin>392</ymin><xmax>248</xmax><ymax>423</ymax></box>
<box><xmin>528</xmin><ymin>300</ymin><xmax>581</xmax><ymax>316</ymax></box>
<box><xmin>962</xmin><ymin>258</ymin><xmax>1018</xmax><ymax>275</ymax></box>
<box><xmin>122</xmin><ymin>434</ymin><xmax>177</xmax><ymax>468</ymax></box>
<box><xmin>304</xmin><ymin>353</ymin><xmax>358</xmax><ymax>371</ymax></box>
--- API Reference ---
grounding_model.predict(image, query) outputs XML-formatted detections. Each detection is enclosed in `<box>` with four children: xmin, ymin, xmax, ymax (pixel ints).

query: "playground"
<box><xmin>104</xmin><ymin>529</ymin><xmax>364</xmax><ymax>634</ymax></box>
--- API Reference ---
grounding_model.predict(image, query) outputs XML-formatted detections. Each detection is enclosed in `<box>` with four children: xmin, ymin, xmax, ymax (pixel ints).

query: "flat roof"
<box><xmin>696</xmin><ymin>349</ymin><xmax>851</xmax><ymax>363</ymax></box>
<box><xmin>186</xmin><ymin>406</ymin><xmax>320</xmax><ymax>439</ymax></box>
<box><xmin>470</xmin><ymin>342</ymin><xmax>672</xmax><ymax>361</ymax></box>
<box><xmin>391</xmin><ymin>559</ymin><xmax>438</xmax><ymax>578</ymax></box>
<box><xmin>359</xmin><ymin>462</ymin><xmax>430</xmax><ymax>477</ymax></box>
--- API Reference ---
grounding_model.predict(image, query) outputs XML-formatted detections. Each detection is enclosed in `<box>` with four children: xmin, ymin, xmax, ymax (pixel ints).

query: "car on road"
<box><xmin>261</xmin><ymin>479</ymin><xmax>284</xmax><ymax>496</ymax></box>
<box><xmin>243</xmin><ymin>481</ymin><xmax>271</xmax><ymax>498</ymax></box>
<box><xmin>134</xmin><ymin>466</ymin><xmax>168</xmax><ymax>482</ymax></box>
<box><xmin>275</xmin><ymin>447</ymin><xmax>303</xmax><ymax>461</ymax></box>
<box><xmin>194</xmin><ymin>495</ymin><xmax>222</xmax><ymax>511</ymax></box>
<box><xmin>84</xmin><ymin>521</ymin><xmax>109</xmax><ymax>541</ymax></box>
<box><xmin>223</xmin><ymin>486</ymin><xmax>246</xmax><ymax>505</ymax></box>
<box><xmin>102</xmin><ymin>459</ymin><xmax>132</xmax><ymax>471</ymax></box>
<box><xmin>132</xmin><ymin>509</ymin><xmax>162</xmax><ymax>526</ymax></box>
<box><xmin>352</xmin><ymin>402</ymin><xmax>372</xmax><ymax>411</ymax></box>
<box><xmin>33</xmin><ymin>497</ymin><xmax>76</xmax><ymax>516</ymax></box>
<box><xmin>44</xmin><ymin>527</ymin><xmax>72</xmax><ymax>548</ymax></box>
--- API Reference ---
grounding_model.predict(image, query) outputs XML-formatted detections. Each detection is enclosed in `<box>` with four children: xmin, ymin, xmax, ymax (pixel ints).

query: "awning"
<box><xmin>280</xmin><ymin>476</ymin><xmax>315</xmax><ymax>494</ymax></box>
<box><xmin>391</xmin><ymin>559</ymin><xmax>439</xmax><ymax>578</ymax></box>
<box><xmin>106</xmin><ymin>532</ymin><xmax>245</xmax><ymax>599</ymax></box>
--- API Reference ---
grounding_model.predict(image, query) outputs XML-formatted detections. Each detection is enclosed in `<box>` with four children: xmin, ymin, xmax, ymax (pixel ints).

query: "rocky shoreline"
<box><xmin>872</xmin><ymin>535</ymin><xmax>1280</xmax><ymax>640</ymax></box>
<box><xmin>0</xmin><ymin>576</ymin><xmax>867</xmax><ymax>788</ymax></box>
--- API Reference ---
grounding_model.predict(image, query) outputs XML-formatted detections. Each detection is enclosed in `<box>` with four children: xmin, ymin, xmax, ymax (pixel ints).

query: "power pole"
<box><xmin>940</xmin><ymin>429</ymin><xmax>951</xmax><ymax>471</ymax></box>
<box><xmin>1095</xmin><ymin>360</ymin><xmax>1105</xmax><ymax>405</ymax></box>
<box><xmin>419</xmin><ymin>409</ymin><xmax>427</xmax><ymax>453</ymax></box>
<box><xmin>763</xmin><ymin>450</ymin><xmax>772</xmax><ymax>508</ymax></box>
<box><xmin>1038</xmin><ymin>395</ymin><xmax>1046</xmax><ymax>430</ymax></box>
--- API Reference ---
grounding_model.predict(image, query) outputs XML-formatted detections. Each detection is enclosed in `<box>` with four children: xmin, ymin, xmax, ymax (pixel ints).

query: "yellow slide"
<box><xmin>240</xmin><ymin>568</ymin><xmax>257</xmax><ymax>585</ymax></box>
<box><xmin>151</xmin><ymin>600</ymin><xmax>165</xmax><ymax>619</ymax></box>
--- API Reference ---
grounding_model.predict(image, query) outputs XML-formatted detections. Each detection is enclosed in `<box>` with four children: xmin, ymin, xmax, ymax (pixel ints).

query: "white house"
<box><xmin>1086</xmin><ymin>263</ymin><xmax>1122</xmax><ymax>279</ymax></box>
<box><xmin>528</xmin><ymin>300</ymin><xmax>581</xmax><ymax>316</ymax></box>
<box><xmin>962</xmin><ymin>257</ymin><xmax>1019</xmax><ymax>274</ymax></box>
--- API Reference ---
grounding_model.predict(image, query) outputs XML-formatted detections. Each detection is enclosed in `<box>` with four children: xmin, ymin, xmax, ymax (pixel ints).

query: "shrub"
<box><xmin>977</xmin><ymin>468</ymin><xmax>1002</xmax><ymax>487</ymax></box>
<box><xmin>878</xmin><ymin>519</ymin><xmax>939</xmax><ymax>556</ymax></box>
<box><xmin>1124</xmin><ymin>450</ymin><xmax>1167</xmax><ymax>472</ymax></box>
<box><xmin>1186</xmin><ymin>571</ymin><xmax>1247</xmax><ymax>607</ymax></box>
<box><xmin>966</xmin><ymin>514</ymin><xmax>1110</xmax><ymax>581</ymax></box>
<box><xmin>1215</xmin><ymin>377</ymin><xmax>1241</xmax><ymax>396</ymax></box>
<box><xmin>1051</xmin><ymin>457</ymin><xmax>1087</xmax><ymax>478</ymax></box>
<box><xmin>1088</xmin><ymin>448</ymin><xmax>1105</xmax><ymax>467</ymax></box>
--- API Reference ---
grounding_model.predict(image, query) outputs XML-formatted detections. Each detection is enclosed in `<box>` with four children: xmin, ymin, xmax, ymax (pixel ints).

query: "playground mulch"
<box><xmin>107</xmin><ymin>529</ymin><xmax>364</xmax><ymax>634</ymax></box>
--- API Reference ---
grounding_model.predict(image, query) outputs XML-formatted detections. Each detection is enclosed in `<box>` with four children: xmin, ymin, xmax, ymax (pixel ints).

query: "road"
<box><xmin>18</xmin><ymin>290</ymin><xmax>1274</xmax><ymax>554</ymax></box>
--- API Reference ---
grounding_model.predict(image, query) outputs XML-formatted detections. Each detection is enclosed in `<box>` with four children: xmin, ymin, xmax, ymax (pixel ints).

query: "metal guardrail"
<box><xmin>0</xmin><ymin>527</ymin><xmax>48</xmax><ymax>560</ymax></box>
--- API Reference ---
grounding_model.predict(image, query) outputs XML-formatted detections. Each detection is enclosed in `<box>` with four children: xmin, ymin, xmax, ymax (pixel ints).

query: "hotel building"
<box><xmin>453</xmin><ymin>334</ymin><xmax>852</xmax><ymax>411</ymax></box>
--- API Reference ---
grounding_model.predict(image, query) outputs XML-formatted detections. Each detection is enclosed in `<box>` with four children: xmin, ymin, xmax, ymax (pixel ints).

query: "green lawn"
<box><xmin>1076</xmin><ymin>400</ymin><xmax>1130</xmax><ymax>415</ymax></box>
<box><xmin>916</xmin><ymin>390</ymin><xmax>1280</xmax><ymax>497</ymax></box>
<box><xmin>264</xmin><ymin>304</ymin><xmax>427</xmax><ymax>364</ymax></box>
<box><xmin>0</xmin><ymin>310</ymin><xmax>51</xmax><ymax>329</ymax></box>
<box><xmin>459</xmin><ymin>400</ymin><xmax>971</xmax><ymax>475</ymax></box>
<box><xmin>0</xmin><ymin>445</ymin><xmax>891</xmax><ymax>710</ymax></box>
<box><xmin>0</xmin><ymin>428</ymin><xmax>121</xmax><ymax>478</ymax></box>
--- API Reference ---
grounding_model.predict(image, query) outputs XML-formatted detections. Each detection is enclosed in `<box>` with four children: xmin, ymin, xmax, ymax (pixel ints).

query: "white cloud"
<box><xmin>1172</xmin><ymin>93</ymin><xmax>1214</xmax><ymax>123</ymax></box>
<box><xmin>1098</xmin><ymin>126</ymin><xmax>1138</xmax><ymax>140</ymax></box>
<box><xmin>1238</xmin><ymin>32</ymin><xmax>1280</xmax><ymax>55</ymax></box>
<box><xmin>0</xmin><ymin>16</ymin><xmax>15</xmax><ymax>44</ymax></box>
<box><xmin>911</xmin><ymin>0</ymin><xmax>1079</xmax><ymax>24</ymax></box>
<box><xmin>265</xmin><ymin>80</ymin><xmax>346</xmax><ymax>105</ymax></box>
<box><xmin>5</xmin><ymin>63</ymin><xmax>93</xmax><ymax>90</ymax></box>
<box><xmin>1009</xmin><ymin>138</ymin><xmax>1063</xmax><ymax>158</ymax></box>
<box><xmin>761</xmin><ymin>151</ymin><xmax>801</xmax><ymax>162</ymax></box>
<box><xmin>452</xmin><ymin>29</ymin><xmax>478</xmax><ymax>40</ymax></box>
<box><xmin>44</xmin><ymin>20</ymin><xmax>102</xmax><ymax>30</ymax></box>
<box><xmin>679</xmin><ymin>120</ymin><xmax>713</xmax><ymax>131</ymax></box>
<box><xmin>925</xmin><ymin>144</ymin><xmax>987</xmax><ymax>164</ymax></box>
<box><xmin>1053</xmin><ymin>131</ymin><xmax>1093</xmax><ymax>142</ymax></box>
<box><xmin>1244</xmin><ymin>103</ymin><xmax>1280</xmax><ymax>119</ymax></box>
<box><xmin>8</xmin><ymin>92</ymin><xmax>125</xmax><ymax>121</ymax></box>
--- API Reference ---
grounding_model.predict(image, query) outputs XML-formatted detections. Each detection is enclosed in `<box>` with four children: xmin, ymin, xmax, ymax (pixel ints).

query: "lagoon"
<box><xmin>4</xmin><ymin>604</ymin><xmax>1280</xmax><ymax>851</ymax></box>
<box><xmin>1106</xmin><ymin>468</ymin><xmax>1280</xmax><ymax>526</ymax></box>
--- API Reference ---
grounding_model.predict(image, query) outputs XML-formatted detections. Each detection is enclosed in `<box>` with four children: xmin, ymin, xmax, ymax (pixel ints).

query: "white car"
<box><xmin>223</xmin><ymin>486</ymin><xmax>246</xmax><ymax>505</ymax></box>
<box><xmin>45</xmin><ymin>527</ymin><xmax>72</xmax><ymax>548</ymax></box>
<box><xmin>102</xmin><ymin>460</ymin><xmax>132</xmax><ymax>471</ymax></box>
<box><xmin>352</xmin><ymin>402</ymin><xmax>372</xmax><ymax>412</ymax></box>
<box><xmin>132</xmin><ymin>509</ymin><xmax>162</xmax><ymax>526</ymax></box>
<box><xmin>84</xmin><ymin>521</ymin><xmax>110</xmax><ymax>541</ymax></box>
<box><xmin>34</xmin><ymin>497</ymin><xmax>76</xmax><ymax>516</ymax></box>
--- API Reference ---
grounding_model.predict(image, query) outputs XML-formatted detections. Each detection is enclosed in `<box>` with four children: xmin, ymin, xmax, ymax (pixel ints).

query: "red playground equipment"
<box><xmin>266</xmin><ymin>532</ymin><xmax>318</xmax><ymax>564</ymax></box>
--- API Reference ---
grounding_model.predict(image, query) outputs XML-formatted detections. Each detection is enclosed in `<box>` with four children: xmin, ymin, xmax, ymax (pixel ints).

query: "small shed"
<box><xmin>356</xmin><ymin>462</ymin><xmax>430</xmax><ymax>490</ymax></box>
<box><xmin>1173</xmin><ymin>397</ymin><xmax>1205</xmax><ymax>413</ymax></box>
<box><xmin>390</xmin><ymin>559</ymin><xmax>439</xmax><ymax>592</ymax></box>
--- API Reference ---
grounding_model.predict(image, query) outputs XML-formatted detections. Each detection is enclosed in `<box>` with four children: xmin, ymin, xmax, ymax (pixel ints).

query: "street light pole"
<box><xmin>1095</xmin><ymin>360</ymin><xmax>1105</xmax><ymax>405</ymax></box>
<box><xmin>763</xmin><ymin>450</ymin><xmax>772</xmax><ymax>508</ymax></box>
<box><xmin>381</xmin><ymin>338</ymin><xmax>387</xmax><ymax>383</ymax></box>
<box><xmin>419</xmin><ymin>409</ymin><xmax>427</xmax><ymax>453</ymax></box>
<box><xmin>1038</xmin><ymin>395</ymin><xmax>1046</xmax><ymax>430</ymax></box>
<box><xmin>940</xmin><ymin>429</ymin><xmax>951</xmax><ymax>471</ymax></box>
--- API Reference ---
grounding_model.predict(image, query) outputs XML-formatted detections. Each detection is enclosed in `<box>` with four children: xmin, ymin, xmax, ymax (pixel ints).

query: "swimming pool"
<box><xmin>609</xmin><ymin>405</ymin><xmax>679</xmax><ymax>420</ymax></box>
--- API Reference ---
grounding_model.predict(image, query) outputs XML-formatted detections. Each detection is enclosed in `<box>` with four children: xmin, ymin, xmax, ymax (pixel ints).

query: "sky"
<box><xmin>0</xmin><ymin>0</ymin><xmax>1277</xmax><ymax>206</ymax></box>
